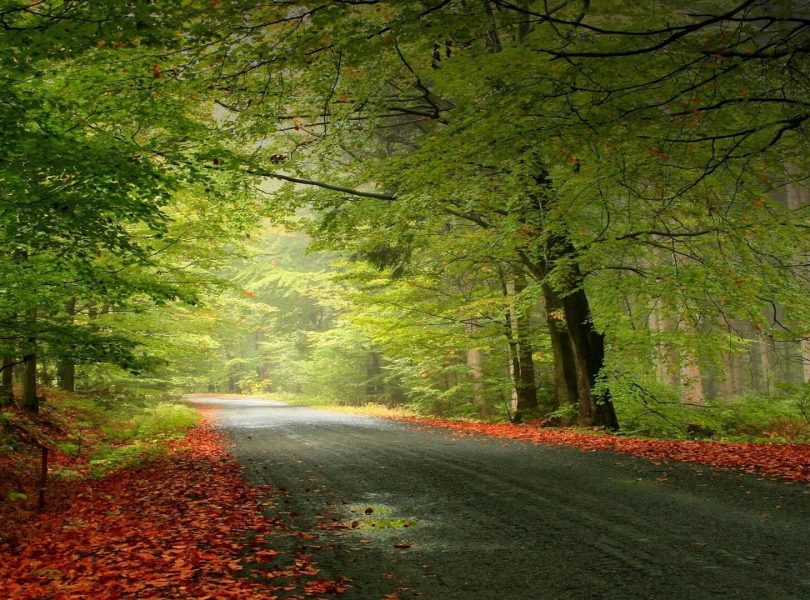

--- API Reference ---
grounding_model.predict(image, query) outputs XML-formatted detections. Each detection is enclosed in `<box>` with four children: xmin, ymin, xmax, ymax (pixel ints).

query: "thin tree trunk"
<box><xmin>21</xmin><ymin>307</ymin><xmax>38</xmax><ymax>412</ymax></box>
<box><xmin>1</xmin><ymin>356</ymin><xmax>14</xmax><ymax>405</ymax></box>
<box><xmin>786</xmin><ymin>160</ymin><xmax>810</xmax><ymax>382</ymax></box>
<box><xmin>466</xmin><ymin>321</ymin><xmax>487</xmax><ymax>416</ymax></box>
<box><xmin>500</xmin><ymin>271</ymin><xmax>538</xmax><ymax>418</ymax></box>
<box><xmin>366</xmin><ymin>351</ymin><xmax>383</xmax><ymax>398</ymax></box>
<box><xmin>502</xmin><ymin>302</ymin><xmax>522</xmax><ymax>413</ymax></box>
<box><xmin>513</xmin><ymin>274</ymin><xmax>538</xmax><ymax>413</ymax></box>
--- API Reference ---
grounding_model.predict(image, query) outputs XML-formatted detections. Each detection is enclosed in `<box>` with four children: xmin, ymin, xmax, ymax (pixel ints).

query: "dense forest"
<box><xmin>2</xmin><ymin>0</ymin><xmax>810</xmax><ymax>438</ymax></box>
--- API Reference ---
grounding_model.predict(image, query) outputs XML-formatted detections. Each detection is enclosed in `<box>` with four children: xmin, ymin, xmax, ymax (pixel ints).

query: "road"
<box><xmin>189</xmin><ymin>396</ymin><xmax>810</xmax><ymax>600</ymax></box>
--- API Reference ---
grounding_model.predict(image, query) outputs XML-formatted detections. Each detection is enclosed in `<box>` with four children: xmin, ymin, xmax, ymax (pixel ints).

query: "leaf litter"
<box><xmin>0</xmin><ymin>420</ymin><xmax>350</xmax><ymax>599</ymax></box>
<box><xmin>397</xmin><ymin>417</ymin><xmax>810</xmax><ymax>483</ymax></box>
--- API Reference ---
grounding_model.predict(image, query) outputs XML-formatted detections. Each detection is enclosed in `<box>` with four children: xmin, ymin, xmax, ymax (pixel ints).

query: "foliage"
<box><xmin>2</xmin><ymin>1</ymin><xmax>810</xmax><ymax>435</ymax></box>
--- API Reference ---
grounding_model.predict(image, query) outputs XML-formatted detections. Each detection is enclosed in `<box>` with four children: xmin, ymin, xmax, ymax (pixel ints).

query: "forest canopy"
<box><xmin>2</xmin><ymin>0</ymin><xmax>810</xmax><ymax>436</ymax></box>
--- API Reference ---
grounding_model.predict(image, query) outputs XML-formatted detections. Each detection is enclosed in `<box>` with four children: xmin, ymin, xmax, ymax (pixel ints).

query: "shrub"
<box><xmin>132</xmin><ymin>403</ymin><xmax>199</xmax><ymax>438</ymax></box>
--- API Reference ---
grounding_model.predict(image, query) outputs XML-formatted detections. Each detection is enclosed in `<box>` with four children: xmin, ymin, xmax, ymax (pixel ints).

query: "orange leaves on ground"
<box><xmin>398</xmin><ymin>418</ymin><xmax>810</xmax><ymax>483</ymax></box>
<box><xmin>0</xmin><ymin>421</ymin><xmax>349</xmax><ymax>599</ymax></box>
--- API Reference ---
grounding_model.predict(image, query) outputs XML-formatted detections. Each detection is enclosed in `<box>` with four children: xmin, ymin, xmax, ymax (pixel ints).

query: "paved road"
<box><xmin>189</xmin><ymin>396</ymin><xmax>810</xmax><ymax>600</ymax></box>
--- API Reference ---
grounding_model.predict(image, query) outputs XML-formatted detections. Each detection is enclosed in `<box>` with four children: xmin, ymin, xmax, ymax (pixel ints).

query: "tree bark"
<box><xmin>366</xmin><ymin>351</ymin><xmax>384</xmax><ymax>399</ymax></box>
<box><xmin>21</xmin><ymin>353</ymin><xmax>38</xmax><ymax>413</ymax></box>
<box><xmin>466</xmin><ymin>320</ymin><xmax>488</xmax><ymax>416</ymax></box>
<box><xmin>1</xmin><ymin>356</ymin><xmax>14</xmax><ymax>405</ymax></box>
<box><xmin>500</xmin><ymin>272</ymin><xmax>538</xmax><ymax>418</ymax></box>
<box><xmin>558</xmin><ymin>279</ymin><xmax>620</xmax><ymax>429</ymax></box>
<box><xmin>517</xmin><ymin>171</ymin><xmax>620</xmax><ymax>429</ymax></box>
<box><xmin>57</xmin><ymin>359</ymin><xmax>75</xmax><ymax>393</ymax></box>
<box><xmin>541</xmin><ymin>283</ymin><xmax>579</xmax><ymax>418</ymax></box>
<box><xmin>521</xmin><ymin>238</ymin><xmax>620</xmax><ymax>429</ymax></box>
<box><xmin>513</xmin><ymin>275</ymin><xmax>538</xmax><ymax>412</ymax></box>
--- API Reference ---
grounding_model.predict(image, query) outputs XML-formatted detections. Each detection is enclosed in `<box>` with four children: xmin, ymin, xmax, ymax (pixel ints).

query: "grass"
<box><xmin>1</xmin><ymin>390</ymin><xmax>200</xmax><ymax>513</ymax></box>
<box><xmin>270</xmin><ymin>393</ymin><xmax>418</xmax><ymax>418</ymax></box>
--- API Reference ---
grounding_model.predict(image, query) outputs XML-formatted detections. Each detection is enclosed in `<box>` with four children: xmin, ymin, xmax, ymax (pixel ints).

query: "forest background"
<box><xmin>2</xmin><ymin>0</ymin><xmax>810</xmax><ymax>442</ymax></box>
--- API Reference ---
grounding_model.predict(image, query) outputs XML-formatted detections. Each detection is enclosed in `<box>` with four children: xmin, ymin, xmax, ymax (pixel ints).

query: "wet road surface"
<box><xmin>189</xmin><ymin>396</ymin><xmax>810</xmax><ymax>600</ymax></box>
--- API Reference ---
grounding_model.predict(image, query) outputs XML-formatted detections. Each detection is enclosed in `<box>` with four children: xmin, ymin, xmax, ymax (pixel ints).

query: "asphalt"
<box><xmin>188</xmin><ymin>396</ymin><xmax>810</xmax><ymax>600</ymax></box>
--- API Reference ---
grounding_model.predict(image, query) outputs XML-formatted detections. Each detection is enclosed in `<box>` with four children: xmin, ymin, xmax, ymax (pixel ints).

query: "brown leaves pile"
<box><xmin>0</xmin><ymin>421</ymin><xmax>349</xmax><ymax>599</ymax></box>
<box><xmin>399</xmin><ymin>418</ymin><xmax>810</xmax><ymax>483</ymax></box>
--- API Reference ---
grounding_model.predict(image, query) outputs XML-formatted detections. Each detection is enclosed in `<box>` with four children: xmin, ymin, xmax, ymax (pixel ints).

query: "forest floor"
<box><xmin>0</xmin><ymin>411</ymin><xmax>349</xmax><ymax>599</ymax></box>
<box><xmin>194</xmin><ymin>395</ymin><xmax>810</xmax><ymax>600</ymax></box>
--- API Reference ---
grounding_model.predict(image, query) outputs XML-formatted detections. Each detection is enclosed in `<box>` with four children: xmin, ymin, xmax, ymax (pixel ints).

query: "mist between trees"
<box><xmin>2</xmin><ymin>0</ymin><xmax>810</xmax><ymax>439</ymax></box>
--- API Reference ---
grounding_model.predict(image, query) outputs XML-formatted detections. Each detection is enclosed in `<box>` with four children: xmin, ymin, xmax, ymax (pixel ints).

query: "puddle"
<box><xmin>343</xmin><ymin>503</ymin><xmax>420</xmax><ymax>532</ymax></box>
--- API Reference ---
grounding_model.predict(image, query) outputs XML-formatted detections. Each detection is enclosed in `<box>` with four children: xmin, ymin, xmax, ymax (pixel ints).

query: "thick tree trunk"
<box><xmin>558</xmin><ymin>282</ymin><xmax>620</xmax><ymax>430</ymax></box>
<box><xmin>541</xmin><ymin>284</ymin><xmax>579</xmax><ymax>418</ymax></box>
<box><xmin>57</xmin><ymin>360</ymin><xmax>75</xmax><ymax>392</ymax></box>
<box><xmin>648</xmin><ymin>306</ymin><xmax>680</xmax><ymax>388</ymax></box>
<box><xmin>518</xmin><ymin>172</ymin><xmax>620</xmax><ymax>429</ymax></box>
<box><xmin>522</xmin><ymin>244</ymin><xmax>620</xmax><ymax>429</ymax></box>
<box><xmin>681</xmin><ymin>360</ymin><xmax>705</xmax><ymax>403</ymax></box>
<box><xmin>21</xmin><ymin>353</ymin><xmax>38</xmax><ymax>413</ymax></box>
<box><xmin>1</xmin><ymin>356</ymin><xmax>14</xmax><ymax>405</ymax></box>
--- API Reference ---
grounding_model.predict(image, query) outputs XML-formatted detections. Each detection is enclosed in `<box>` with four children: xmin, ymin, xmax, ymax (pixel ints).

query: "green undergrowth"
<box><xmin>268</xmin><ymin>388</ymin><xmax>809</xmax><ymax>443</ymax></box>
<box><xmin>199</xmin><ymin>387</ymin><xmax>810</xmax><ymax>443</ymax></box>
<box><xmin>617</xmin><ymin>385</ymin><xmax>810</xmax><ymax>442</ymax></box>
<box><xmin>1</xmin><ymin>390</ymin><xmax>200</xmax><ymax>509</ymax></box>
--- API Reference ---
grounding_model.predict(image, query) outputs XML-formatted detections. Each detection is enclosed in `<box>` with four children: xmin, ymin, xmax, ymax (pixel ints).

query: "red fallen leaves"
<box><xmin>398</xmin><ymin>417</ymin><xmax>810</xmax><ymax>483</ymax></box>
<box><xmin>0</xmin><ymin>421</ymin><xmax>350</xmax><ymax>599</ymax></box>
<box><xmin>305</xmin><ymin>576</ymin><xmax>351</xmax><ymax>595</ymax></box>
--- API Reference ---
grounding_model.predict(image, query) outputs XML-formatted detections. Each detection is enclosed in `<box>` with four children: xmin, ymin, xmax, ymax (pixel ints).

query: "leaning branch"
<box><xmin>243</xmin><ymin>168</ymin><xmax>397</xmax><ymax>200</ymax></box>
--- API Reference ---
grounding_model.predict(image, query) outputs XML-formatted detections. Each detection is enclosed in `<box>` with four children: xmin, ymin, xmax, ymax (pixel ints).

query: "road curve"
<box><xmin>189</xmin><ymin>396</ymin><xmax>810</xmax><ymax>600</ymax></box>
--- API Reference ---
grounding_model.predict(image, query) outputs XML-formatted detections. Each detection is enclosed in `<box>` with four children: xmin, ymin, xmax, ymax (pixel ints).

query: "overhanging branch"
<box><xmin>244</xmin><ymin>168</ymin><xmax>397</xmax><ymax>200</ymax></box>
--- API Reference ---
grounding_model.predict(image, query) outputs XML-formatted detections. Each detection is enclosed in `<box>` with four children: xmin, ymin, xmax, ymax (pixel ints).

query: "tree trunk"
<box><xmin>522</xmin><ymin>245</ymin><xmax>619</xmax><ymax>430</ymax></box>
<box><xmin>1</xmin><ymin>356</ymin><xmax>14</xmax><ymax>405</ymax></box>
<box><xmin>786</xmin><ymin>160</ymin><xmax>810</xmax><ymax>382</ymax></box>
<box><xmin>21</xmin><ymin>306</ymin><xmax>38</xmax><ymax>412</ymax></box>
<box><xmin>542</xmin><ymin>284</ymin><xmax>579</xmax><ymax>417</ymax></box>
<box><xmin>366</xmin><ymin>351</ymin><xmax>384</xmax><ymax>399</ymax></box>
<box><xmin>501</xmin><ymin>272</ymin><xmax>538</xmax><ymax>418</ymax></box>
<box><xmin>519</xmin><ymin>172</ymin><xmax>620</xmax><ymax>429</ymax></box>
<box><xmin>681</xmin><ymin>360</ymin><xmax>705</xmax><ymax>403</ymax></box>
<box><xmin>513</xmin><ymin>275</ymin><xmax>538</xmax><ymax>412</ymax></box>
<box><xmin>504</xmin><ymin>315</ymin><xmax>521</xmax><ymax>412</ymax></box>
<box><xmin>466</xmin><ymin>321</ymin><xmax>488</xmax><ymax>416</ymax></box>
<box><xmin>558</xmin><ymin>282</ymin><xmax>620</xmax><ymax>429</ymax></box>
<box><xmin>21</xmin><ymin>353</ymin><xmax>38</xmax><ymax>413</ymax></box>
<box><xmin>648</xmin><ymin>305</ymin><xmax>680</xmax><ymax>388</ymax></box>
<box><xmin>57</xmin><ymin>359</ymin><xmax>75</xmax><ymax>392</ymax></box>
